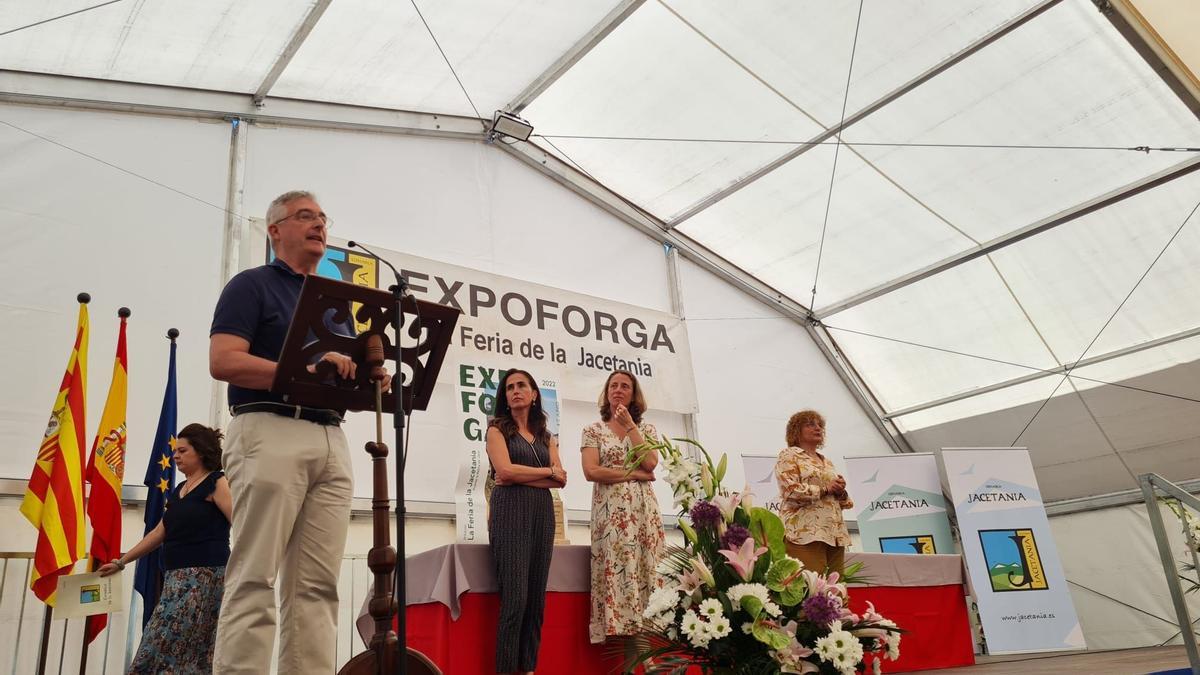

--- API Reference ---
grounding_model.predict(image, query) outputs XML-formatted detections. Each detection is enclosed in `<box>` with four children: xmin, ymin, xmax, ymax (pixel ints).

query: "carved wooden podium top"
<box><xmin>270</xmin><ymin>274</ymin><xmax>459</xmax><ymax>413</ymax></box>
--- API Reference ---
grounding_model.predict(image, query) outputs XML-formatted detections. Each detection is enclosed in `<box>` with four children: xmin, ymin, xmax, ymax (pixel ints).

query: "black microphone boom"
<box><xmin>347</xmin><ymin>240</ymin><xmax>407</xmax><ymax>295</ymax></box>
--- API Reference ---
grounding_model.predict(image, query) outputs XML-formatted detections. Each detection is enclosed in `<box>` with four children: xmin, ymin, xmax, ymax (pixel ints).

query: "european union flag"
<box><xmin>132</xmin><ymin>336</ymin><xmax>176</xmax><ymax>627</ymax></box>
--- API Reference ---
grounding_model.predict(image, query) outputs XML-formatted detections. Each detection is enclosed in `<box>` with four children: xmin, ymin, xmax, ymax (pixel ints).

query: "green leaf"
<box><xmin>766</xmin><ymin>557</ymin><xmax>807</xmax><ymax>606</ymax></box>
<box><xmin>779</xmin><ymin>583</ymin><xmax>806</xmax><ymax>607</ymax></box>
<box><xmin>748</xmin><ymin>507</ymin><xmax>787</xmax><ymax>560</ymax></box>
<box><xmin>765</xmin><ymin>557</ymin><xmax>802</xmax><ymax>592</ymax></box>
<box><xmin>740</xmin><ymin>595</ymin><xmax>764</xmax><ymax>620</ymax></box>
<box><xmin>750</xmin><ymin>621</ymin><xmax>792</xmax><ymax>650</ymax></box>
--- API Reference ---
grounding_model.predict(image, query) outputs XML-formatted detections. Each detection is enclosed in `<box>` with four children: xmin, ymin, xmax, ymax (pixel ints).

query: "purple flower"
<box><xmin>802</xmin><ymin>592</ymin><xmax>843</xmax><ymax>625</ymax></box>
<box><xmin>720</xmin><ymin>523</ymin><xmax>751</xmax><ymax>550</ymax></box>
<box><xmin>689</xmin><ymin>500</ymin><xmax>722</xmax><ymax>529</ymax></box>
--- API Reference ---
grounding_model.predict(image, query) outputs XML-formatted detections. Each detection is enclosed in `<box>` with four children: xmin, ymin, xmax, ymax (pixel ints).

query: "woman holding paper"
<box><xmin>486</xmin><ymin>369</ymin><xmax>566</xmax><ymax>675</ymax></box>
<box><xmin>98</xmin><ymin>423</ymin><xmax>232</xmax><ymax>674</ymax></box>
<box><xmin>775</xmin><ymin>409</ymin><xmax>854</xmax><ymax>575</ymax></box>
<box><xmin>581</xmin><ymin>369</ymin><xmax>663</xmax><ymax>645</ymax></box>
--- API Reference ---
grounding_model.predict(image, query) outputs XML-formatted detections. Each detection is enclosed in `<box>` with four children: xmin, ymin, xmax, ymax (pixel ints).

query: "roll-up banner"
<box><xmin>942</xmin><ymin>448</ymin><xmax>1084</xmax><ymax>654</ymax></box>
<box><xmin>844</xmin><ymin>454</ymin><xmax>953</xmax><ymax>555</ymax></box>
<box><xmin>742</xmin><ymin>454</ymin><xmax>783</xmax><ymax>515</ymax></box>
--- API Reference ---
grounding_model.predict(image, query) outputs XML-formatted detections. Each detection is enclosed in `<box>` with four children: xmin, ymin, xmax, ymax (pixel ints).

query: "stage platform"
<box><xmin>918</xmin><ymin>645</ymin><xmax>1191</xmax><ymax>674</ymax></box>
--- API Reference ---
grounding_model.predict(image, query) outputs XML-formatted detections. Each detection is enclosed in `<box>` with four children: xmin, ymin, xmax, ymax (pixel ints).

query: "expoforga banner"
<box><xmin>267</xmin><ymin>235</ymin><xmax>699</xmax><ymax>413</ymax></box>
<box><xmin>845</xmin><ymin>454</ymin><xmax>952</xmax><ymax>555</ymax></box>
<box><xmin>942</xmin><ymin>448</ymin><xmax>1083</xmax><ymax>654</ymax></box>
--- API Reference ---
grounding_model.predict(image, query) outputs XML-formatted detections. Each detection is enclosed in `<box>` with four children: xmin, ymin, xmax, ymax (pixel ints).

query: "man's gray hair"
<box><xmin>267</xmin><ymin>190</ymin><xmax>317</xmax><ymax>224</ymax></box>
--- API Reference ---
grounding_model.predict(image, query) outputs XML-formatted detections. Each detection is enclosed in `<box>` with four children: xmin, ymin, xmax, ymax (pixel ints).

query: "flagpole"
<box><xmin>36</xmin><ymin>605</ymin><xmax>51</xmax><ymax>675</ymax></box>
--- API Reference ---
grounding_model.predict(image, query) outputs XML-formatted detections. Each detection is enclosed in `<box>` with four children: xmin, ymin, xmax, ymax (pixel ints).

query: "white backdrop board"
<box><xmin>845</xmin><ymin>454</ymin><xmax>952</xmax><ymax>554</ymax></box>
<box><xmin>942</xmin><ymin>448</ymin><xmax>1084</xmax><ymax>654</ymax></box>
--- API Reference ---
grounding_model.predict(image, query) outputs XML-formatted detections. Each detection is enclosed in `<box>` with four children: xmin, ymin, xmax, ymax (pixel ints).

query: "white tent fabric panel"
<box><xmin>242</xmin><ymin>124</ymin><xmax>675</xmax><ymax>312</ymax></box>
<box><xmin>676</xmin><ymin>257</ymin><xmax>893</xmax><ymax>490</ymax></box>
<box><xmin>524</xmin><ymin>0</ymin><xmax>826</xmax><ymax>219</ymax></box>
<box><xmin>987</xmin><ymin>170</ymin><xmax>1200</xmax><ymax>362</ymax></box>
<box><xmin>1050</xmin><ymin>502</ymin><xmax>1200</xmax><ymax>649</ymax></box>
<box><xmin>844</xmin><ymin>1</ymin><xmax>1200</xmax><ymax>245</ymax></box>
<box><xmin>677</xmin><ymin>143</ymin><xmax>975</xmax><ymax>305</ymax></box>
<box><xmin>827</xmin><ymin>262</ymin><xmax>1062</xmax><ymax>412</ymax></box>
<box><xmin>0</xmin><ymin>1</ymin><xmax>309</xmax><ymax>92</ymax></box>
<box><xmin>0</xmin><ymin>103</ymin><xmax>229</xmax><ymax>482</ymax></box>
<box><xmin>271</xmin><ymin>0</ymin><xmax>619</xmax><ymax>115</ymax></box>
<box><xmin>661</xmin><ymin>0</ymin><xmax>1041</xmax><ymax>127</ymax></box>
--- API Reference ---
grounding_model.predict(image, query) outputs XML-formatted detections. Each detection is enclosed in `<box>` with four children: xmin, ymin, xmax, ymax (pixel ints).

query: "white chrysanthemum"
<box><xmin>688</xmin><ymin>628</ymin><xmax>712</xmax><ymax>649</ymax></box>
<box><xmin>824</xmin><ymin>628</ymin><xmax>859</xmax><ymax>659</ymax></box>
<box><xmin>680</xmin><ymin>610</ymin><xmax>703</xmax><ymax>637</ymax></box>
<box><xmin>698</xmin><ymin>598</ymin><xmax>724</xmax><ymax>619</ymax></box>
<box><xmin>887</xmin><ymin>634</ymin><xmax>901</xmax><ymax>661</ymax></box>
<box><xmin>709</xmin><ymin>615</ymin><xmax>732</xmax><ymax>639</ymax></box>
<box><xmin>741</xmin><ymin>621</ymin><xmax>755</xmax><ymax>635</ymax></box>
<box><xmin>650</xmin><ymin>609</ymin><xmax>676</xmax><ymax>627</ymax></box>
<box><xmin>814</xmin><ymin>635</ymin><xmax>839</xmax><ymax>661</ymax></box>
<box><xmin>726</xmin><ymin>583</ymin><xmax>771</xmax><ymax>608</ymax></box>
<box><xmin>763</xmin><ymin>600</ymin><xmax>782</xmax><ymax>617</ymax></box>
<box><xmin>643</xmin><ymin>585</ymin><xmax>682</xmax><ymax>618</ymax></box>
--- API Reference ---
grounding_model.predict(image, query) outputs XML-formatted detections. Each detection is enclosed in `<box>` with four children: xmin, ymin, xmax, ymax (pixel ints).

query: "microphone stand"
<box><xmin>349</xmin><ymin>241</ymin><xmax>410</xmax><ymax>675</ymax></box>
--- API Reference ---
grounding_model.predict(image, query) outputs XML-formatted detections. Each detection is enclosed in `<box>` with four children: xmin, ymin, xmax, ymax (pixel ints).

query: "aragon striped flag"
<box><xmin>85</xmin><ymin>308</ymin><xmax>129</xmax><ymax>643</ymax></box>
<box><xmin>20</xmin><ymin>294</ymin><xmax>90</xmax><ymax>605</ymax></box>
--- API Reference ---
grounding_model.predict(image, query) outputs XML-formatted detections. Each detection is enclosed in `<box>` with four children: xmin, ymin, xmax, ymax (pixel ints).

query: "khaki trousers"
<box><xmin>213</xmin><ymin>412</ymin><xmax>352</xmax><ymax>675</ymax></box>
<box><xmin>785</xmin><ymin>540</ymin><xmax>845</xmax><ymax>576</ymax></box>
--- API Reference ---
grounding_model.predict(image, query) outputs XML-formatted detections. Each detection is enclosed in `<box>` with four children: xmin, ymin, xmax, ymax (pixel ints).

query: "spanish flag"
<box><xmin>84</xmin><ymin>308</ymin><xmax>129</xmax><ymax>642</ymax></box>
<box><xmin>21</xmin><ymin>295</ymin><xmax>89</xmax><ymax>605</ymax></box>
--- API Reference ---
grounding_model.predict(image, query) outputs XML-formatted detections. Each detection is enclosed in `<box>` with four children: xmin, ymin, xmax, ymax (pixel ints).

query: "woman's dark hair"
<box><xmin>178</xmin><ymin>423</ymin><xmax>224</xmax><ymax>471</ymax></box>
<box><xmin>598</xmin><ymin>369</ymin><xmax>646</xmax><ymax>424</ymax></box>
<box><xmin>489</xmin><ymin>369</ymin><xmax>550</xmax><ymax>445</ymax></box>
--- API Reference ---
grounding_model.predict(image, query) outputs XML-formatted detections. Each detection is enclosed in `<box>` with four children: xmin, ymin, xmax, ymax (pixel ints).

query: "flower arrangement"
<box><xmin>624</xmin><ymin>436</ymin><xmax>901</xmax><ymax>674</ymax></box>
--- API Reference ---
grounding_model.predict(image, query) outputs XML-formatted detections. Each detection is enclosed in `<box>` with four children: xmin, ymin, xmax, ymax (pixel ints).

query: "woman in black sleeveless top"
<box><xmin>98</xmin><ymin>423</ymin><xmax>232</xmax><ymax>674</ymax></box>
<box><xmin>486</xmin><ymin>369</ymin><xmax>566</xmax><ymax>674</ymax></box>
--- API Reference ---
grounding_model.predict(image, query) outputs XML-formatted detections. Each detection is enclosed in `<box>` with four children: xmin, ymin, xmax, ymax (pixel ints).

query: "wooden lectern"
<box><xmin>272</xmin><ymin>274</ymin><xmax>458</xmax><ymax>675</ymax></box>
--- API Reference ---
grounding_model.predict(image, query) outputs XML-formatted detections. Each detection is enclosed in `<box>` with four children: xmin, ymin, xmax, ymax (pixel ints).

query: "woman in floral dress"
<box><xmin>775</xmin><ymin>409</ymin><xmax>854</xmax><ymax>575</ymax></box>
<box><xmin>581</xmin><ymin>369</ymin><xmax>665</xmax><ymax>644</ymax></box>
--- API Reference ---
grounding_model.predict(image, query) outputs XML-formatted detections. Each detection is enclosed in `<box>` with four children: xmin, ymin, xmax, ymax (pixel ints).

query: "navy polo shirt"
<box><xmin>210</xmin><ymin>258</ymin><xmax>353</xmax><ymax>408</ymax></box>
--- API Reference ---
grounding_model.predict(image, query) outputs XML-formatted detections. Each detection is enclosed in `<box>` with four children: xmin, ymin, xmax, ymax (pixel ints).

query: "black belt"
<box><xmin>231</xmin><ymin>402</ymin><xmax>343</xmax><ymax>427</ymax></box>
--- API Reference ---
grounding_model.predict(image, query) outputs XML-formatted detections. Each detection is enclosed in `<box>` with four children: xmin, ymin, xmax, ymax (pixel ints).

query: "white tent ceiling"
<box><xmin>2</xmin><ymin>0</ymin><xmax>1199</xmax><ymax>501</ymax></box>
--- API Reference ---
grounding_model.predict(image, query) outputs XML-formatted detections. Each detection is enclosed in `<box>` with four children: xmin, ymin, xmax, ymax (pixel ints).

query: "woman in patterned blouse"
<box><xmin>774</xmin><ymin>409</ymin><xmax>854</xmax><ymax>575</ymax></box>
<box><xmin>581</xmin><ymin>369</ymin><xmax>664</xmax><ymax>646</ymax></box>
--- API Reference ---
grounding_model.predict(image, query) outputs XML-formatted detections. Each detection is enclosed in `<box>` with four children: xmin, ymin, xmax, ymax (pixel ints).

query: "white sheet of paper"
<box><xmin>54</xmin><ymin>572</ymin><xmax>122</xmax><ymax>619</ymax></box>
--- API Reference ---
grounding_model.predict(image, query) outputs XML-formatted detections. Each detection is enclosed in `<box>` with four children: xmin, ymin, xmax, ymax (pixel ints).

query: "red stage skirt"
<box><xmin>404</xmin><ymin>584</ymin><xmax>974</xmax><ymax>673</ymax></box>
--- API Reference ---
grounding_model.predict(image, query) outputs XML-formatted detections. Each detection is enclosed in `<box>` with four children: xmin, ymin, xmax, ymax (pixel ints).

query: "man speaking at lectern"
<box><xmin>209</xmin><ymin>190</ymin><xmax>385</xmax><ymax>674</ymax></box>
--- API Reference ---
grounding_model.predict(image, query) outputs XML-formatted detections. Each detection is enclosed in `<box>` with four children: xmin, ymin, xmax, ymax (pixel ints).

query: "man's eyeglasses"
<box><xmin>271</xmin><ymin>209</ymin><xmax>330</xmax><ymax>228</ymax></box>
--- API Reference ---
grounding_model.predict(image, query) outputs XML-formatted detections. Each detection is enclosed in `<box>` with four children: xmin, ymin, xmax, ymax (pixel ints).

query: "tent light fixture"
<box><xmin>488</xmin><ymin>110</ymin><xmax>534</xmax><ymax>142</ymax></box>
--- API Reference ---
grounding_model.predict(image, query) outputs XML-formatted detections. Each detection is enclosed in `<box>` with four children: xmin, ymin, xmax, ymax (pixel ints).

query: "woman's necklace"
<box><xmin>181</xmin><ymin>470</ymin><xmax>211</xmax><ymax>497</ymax></box>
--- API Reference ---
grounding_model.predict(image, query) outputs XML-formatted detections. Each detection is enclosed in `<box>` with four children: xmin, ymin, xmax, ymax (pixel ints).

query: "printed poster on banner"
<box><xmin>845</xmin><ymin>454</ymin><xmax>953</xmax><ymax>555</ymax></box>
<box><xmin>454</xmin><ymin>361</ymin><xmax>562</xmax><ymax>543</ymax></box>
<box><xmin>741</xmin><ymin>454</ymin><xmax>782</xmax><ymax>516</ymax></box>
<box><xmin>942</xmin><ymin>448</ymin><xmax>1084</xmax><ymax>654</ymax></box>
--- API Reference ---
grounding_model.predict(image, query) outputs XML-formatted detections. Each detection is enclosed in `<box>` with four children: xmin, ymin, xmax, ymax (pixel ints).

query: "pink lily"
<box><xmin>677</xmin><ymin>567</ymin><xmax>703</xmax><ymax>594</ymax></box>
<box><xmin>719</xmin><ymin>537</ymin><xmax>768</xmax><ymax>581</ymax></box>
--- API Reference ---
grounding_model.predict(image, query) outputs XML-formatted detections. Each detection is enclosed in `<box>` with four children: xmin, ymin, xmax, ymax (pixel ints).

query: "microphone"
<box><xmin>347</xmin><ymin>240</ymin><xmax>407</xmax><ymax>295</ymax></box>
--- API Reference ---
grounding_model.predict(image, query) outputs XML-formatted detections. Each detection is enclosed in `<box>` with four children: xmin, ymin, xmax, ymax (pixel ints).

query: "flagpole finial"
<box><xmin>167</xmin><ymin>328</ymin><xmax>179</xmax><ymax>341</ymax></box>
<box><xmin>77</xmin><ymin>292</ymin><xmax>91</xmax><ymax>304</ymax></box>
<box><xmin>118</xmin><ymin>307</ymin><xmax>131</xmax><ymax>318</ymax></box>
